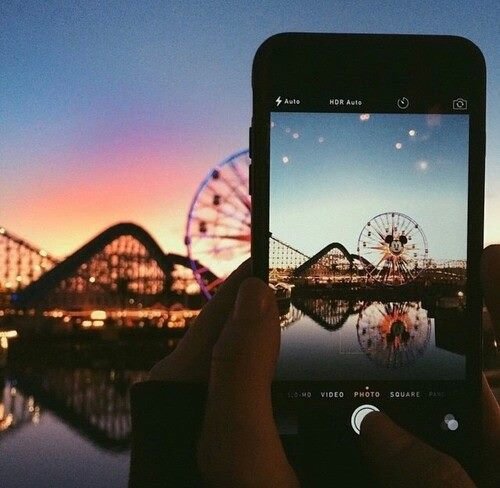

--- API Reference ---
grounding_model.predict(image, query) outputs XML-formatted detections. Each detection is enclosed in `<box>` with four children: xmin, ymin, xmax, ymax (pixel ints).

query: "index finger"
<box><xmin>172</xmin><ymin>259</ymin><xmax>253</xmax><ymax>361</ymax></box>
<box><xmin>360</xmin><ymin>412</ymin><xmax>474</xmax><ymax>487</ymax></box>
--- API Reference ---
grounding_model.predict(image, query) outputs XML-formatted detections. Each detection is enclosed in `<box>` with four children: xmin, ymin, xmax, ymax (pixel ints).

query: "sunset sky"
<box><xmin>270</xmin><ymin>113</ymin><xmax>469</xmax><ymax>261</ymax></box>
<box><xmin>1</xmin><ymin>1</ymin><xmax>498</xmax><ymax>262</ymax></box>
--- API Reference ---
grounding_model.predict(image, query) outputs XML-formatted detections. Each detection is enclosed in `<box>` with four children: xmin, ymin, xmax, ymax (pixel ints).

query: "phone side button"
<box><xmin>248</xmin><ymin>126</ymin><xmax>253</xmax><ymax>159</ymax></box>
<box><xmin>248</xmin><ymin>163</ymin><xmax>252</xmax><ymax>196</ymax></box>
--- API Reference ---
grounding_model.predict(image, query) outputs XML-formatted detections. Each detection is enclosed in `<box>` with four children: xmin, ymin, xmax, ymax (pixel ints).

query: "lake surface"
<box><xmin>0</xmin><ymin>369</ymin><xmax>145</xmax><ymax>488</ymax></box>
<box><xmin>276</xmin><ymin>300</ymin><xmax>466</xmax><ymax>381</ymax></box>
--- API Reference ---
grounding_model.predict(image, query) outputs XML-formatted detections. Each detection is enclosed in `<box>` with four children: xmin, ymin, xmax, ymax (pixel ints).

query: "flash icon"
<box><xmin>276</xmin><ymin>96</ymin><xmax>282</xmax><ymax>107</ymax></box>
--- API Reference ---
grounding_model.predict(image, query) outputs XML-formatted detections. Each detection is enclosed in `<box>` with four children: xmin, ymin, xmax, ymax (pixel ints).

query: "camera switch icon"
<box><xmin>453</xmin><ymin>98</ymin><xmax>468</xmax><ymax>110</ymax></box>
<box><xmin>351</xmin><ymin>404</ymin><xmax>380</xmax><ymax>435</ymax></box>
<box><xmin>441</xmin><ymin>413</ymin><xmax>459</xmax><ymax>431</ymax></box>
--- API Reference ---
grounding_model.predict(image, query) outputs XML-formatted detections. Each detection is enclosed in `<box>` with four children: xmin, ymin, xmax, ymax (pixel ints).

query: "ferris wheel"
<box><xmin>185</xmin><ymin>149</ymin><xmax>251</xmax><ymax>298</ymax></box>
<box><xmin>357</xmin><ymin>212</ymin><xmax>429</xmax><ymax>285</ymax></box>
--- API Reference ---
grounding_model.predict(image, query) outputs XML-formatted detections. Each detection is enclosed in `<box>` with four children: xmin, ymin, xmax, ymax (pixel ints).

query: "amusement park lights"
<box><xmin>0</xmin><ymin>330</ymin><xmax>18</xmax><ymax>339</ymax></box>
<box><xmin>90</xmin><ymin>310</ymin><xmax>107</xmax><ymax>320</ymax></box>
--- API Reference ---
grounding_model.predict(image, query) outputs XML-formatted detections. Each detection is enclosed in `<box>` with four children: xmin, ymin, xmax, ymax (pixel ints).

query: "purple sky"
<box><xmin>1</xmin><ymin>1</ymin><xmax>498</xmax><ymax>261</ymax></box>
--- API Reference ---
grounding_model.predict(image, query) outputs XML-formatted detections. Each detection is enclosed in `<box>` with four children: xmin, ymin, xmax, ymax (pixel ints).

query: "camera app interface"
<box><xmin>269</xmin><ymin>112</ymin><xmax>469</xmax><ymax>382</ymax></box>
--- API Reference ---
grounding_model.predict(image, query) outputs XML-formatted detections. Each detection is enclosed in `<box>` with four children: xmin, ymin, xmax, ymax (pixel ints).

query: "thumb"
<box><xmin>209</xmin><ymin>277</ymin><xmax>281</xmax><ymax>391</ymax></box>
<box><xmin>360</xmin><ymin>412</ymin><xmax>474</xmax><ymax>487</ymax></box>
<box><xmin>197</xmin><ymin>278</ymin><xmax>298</xmax><ymax>486</ymax></box>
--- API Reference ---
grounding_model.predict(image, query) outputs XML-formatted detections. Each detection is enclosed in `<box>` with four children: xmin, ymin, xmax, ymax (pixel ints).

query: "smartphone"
<box><xmin>251</xmin><ymin>33</ymin><xmax>485</xmax><ymax>481</ymax></box>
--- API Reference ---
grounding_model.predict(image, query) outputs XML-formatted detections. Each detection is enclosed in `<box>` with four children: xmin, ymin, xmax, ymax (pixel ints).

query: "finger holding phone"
<box><xmin>150</xmin><ymin>249</ymin><xmax>498</xmax><ymax>486</ymax></box>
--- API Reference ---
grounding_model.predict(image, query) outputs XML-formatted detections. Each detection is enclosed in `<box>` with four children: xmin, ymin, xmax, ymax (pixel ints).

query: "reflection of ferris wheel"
<box><xmin>185</xmin><ymin>149</ymin><xmax>251</xmax><ymax>298</ymax></box>
<box><xmin>357</xmin><ymin>212</ymin><xmax>429</xmax><ymax>285</ymax></box>
<box><xmin>357</xmin><ymin>301</ymin><xmax>431</xmax><ymax>369</ymax></box>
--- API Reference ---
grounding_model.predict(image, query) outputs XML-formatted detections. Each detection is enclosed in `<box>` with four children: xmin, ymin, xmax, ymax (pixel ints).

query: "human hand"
<box><xmin>360</xmin><ymin>244</ymin><xmax>500</xmax><ymax>488</ymax></box>
<box><xmin>149</xmin><ymin>260</ymin><xmax>299</xmax><ymax>486</ymax></box>
<box><xmin>148</xmin><ymin>245</ymin><xmax>500</xmax><ymax>487</ymax></box>
<box><xmin>360</xmin><ymin>374</ymin><xmax>499</xmax><ymax>487</ymax></box>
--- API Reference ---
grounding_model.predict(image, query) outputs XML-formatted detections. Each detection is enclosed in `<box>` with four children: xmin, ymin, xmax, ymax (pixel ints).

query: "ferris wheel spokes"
<box><xmin>357</xmin><ymin>212</ymin><xmax>429</xmax><ymax>286</ymax></box>
<box><xmin>185</xmin><ymin>150</ymin><xmax>251</xmax><ymax>298</ymax></box>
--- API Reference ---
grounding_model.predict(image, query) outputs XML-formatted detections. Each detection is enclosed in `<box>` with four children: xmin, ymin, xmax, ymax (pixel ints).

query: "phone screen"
<box><xmin>270</xmin><ymin>110</ymin><xmax>469</xmax><ymax>385</ymax></box>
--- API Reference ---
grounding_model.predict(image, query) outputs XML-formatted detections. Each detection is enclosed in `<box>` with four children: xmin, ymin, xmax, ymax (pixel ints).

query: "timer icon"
<box><xmin>397</xmin><ymin>97</ymin><xmax>409</xmax><ymax>109</ymax></box>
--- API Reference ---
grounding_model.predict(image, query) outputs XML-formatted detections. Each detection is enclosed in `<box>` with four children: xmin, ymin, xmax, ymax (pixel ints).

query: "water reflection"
<box><xmin>0</xmin><ymin>378</ymin><xmax>40</xmax><ymax>434</ymax></box>
<box><xmin>291</xmin><ymin>298</ymin><xmax>360</xmax><ymax>331</ymax></box>
<box><xmin>0</xmin><ymin>368</ymin><xmax>148</xmax><ymax>452</ymax></box>
<box><xmin>279</xmin><ymin>305</ymin><xmax>303</xmax><ymax>329</ymax></box>
<box><xmin>277</xmin><ymin>297</ymin><xmax>465</xmax><ymax>380</ymax></box>
<box><xmin>357</xmin><ymin>302</ymin><xmax>431</xmax><ymax>368</ymax></box>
